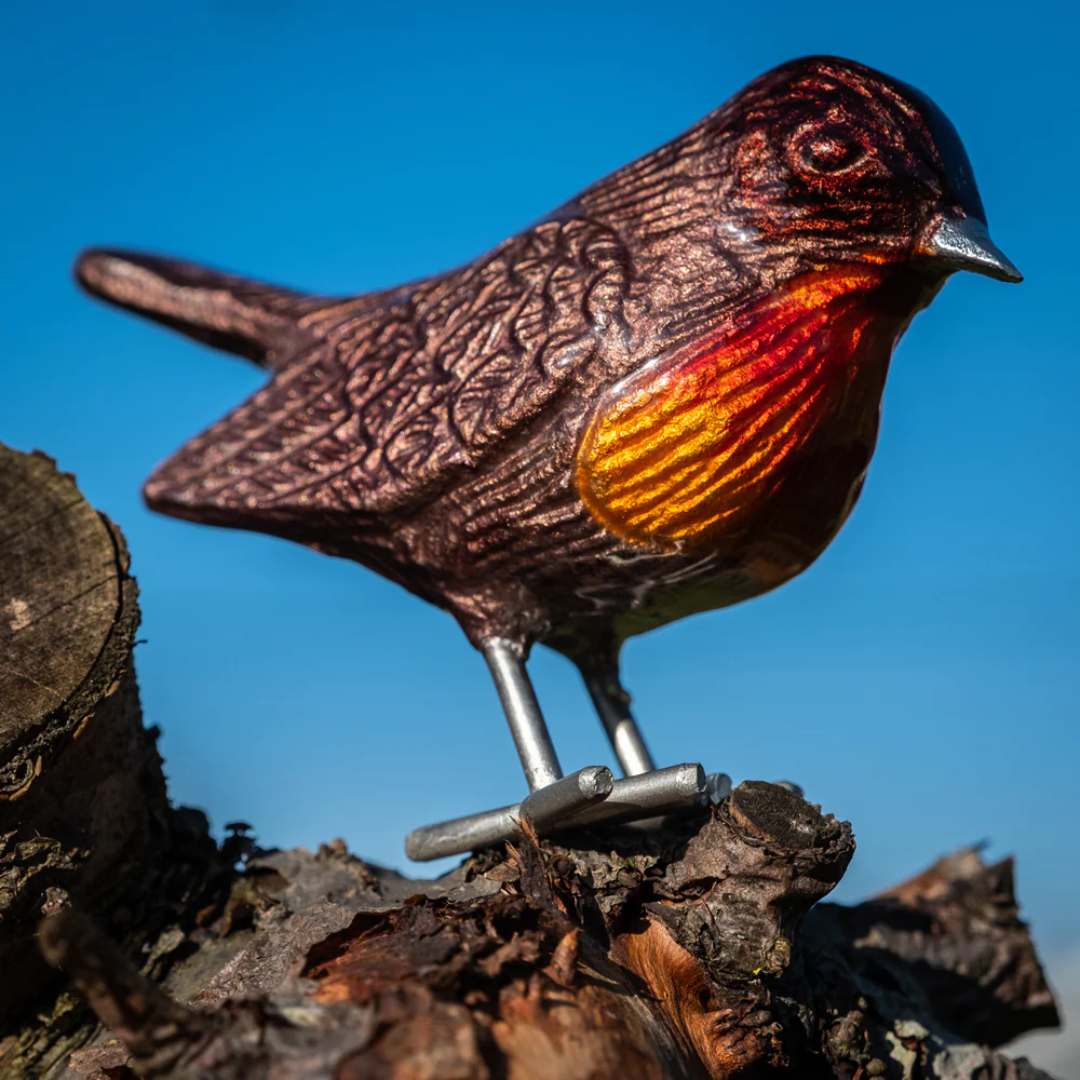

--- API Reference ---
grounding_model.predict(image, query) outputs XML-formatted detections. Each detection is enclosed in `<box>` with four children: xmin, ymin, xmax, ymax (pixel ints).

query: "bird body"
<box><xmin>77</xmin><ymin>56</ymin><xmax>1020</xmax><ymax>856</ymax></box>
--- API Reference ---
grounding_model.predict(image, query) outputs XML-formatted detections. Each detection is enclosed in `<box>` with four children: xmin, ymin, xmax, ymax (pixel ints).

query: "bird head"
<box><xmin>709</xmin><ymin>56</ymin><xmax>1021</xmax><ymax>285</ymax></box>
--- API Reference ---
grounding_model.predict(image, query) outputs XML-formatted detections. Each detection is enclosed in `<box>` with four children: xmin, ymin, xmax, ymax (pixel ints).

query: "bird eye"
<box><xmin>794</xmin><ymin>127</ymin><xmax>866</xmax><ymax>176</ymax></box>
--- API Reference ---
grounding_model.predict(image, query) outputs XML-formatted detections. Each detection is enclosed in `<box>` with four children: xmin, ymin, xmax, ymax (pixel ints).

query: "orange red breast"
<box><xmin>575</xmin><ymin>266</ymin><xmax>897</xmax><ymax>552</ymax></box>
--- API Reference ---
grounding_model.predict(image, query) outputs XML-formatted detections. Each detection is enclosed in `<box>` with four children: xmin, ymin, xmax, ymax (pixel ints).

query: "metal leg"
<box><xmin>482</xmin><ymin>638</ymin><xmax>562</xmax><ymax>791</ymax></box>
<box><xmin>403</xmin><ymin>641</ymin><xmax>709</xmax><ymax>862</ymax></box>
<box><xmin>583</xmin><ymin>668</ymin><xmax>656</xmax><ymax>777</ymax></box>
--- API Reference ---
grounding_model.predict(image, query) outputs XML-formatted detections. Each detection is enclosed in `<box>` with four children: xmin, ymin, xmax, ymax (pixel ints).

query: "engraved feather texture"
<box><xmin>76</xmin><ymin>55</ymin><xmax>1012</xmax><ymax>658</ymax></box>
<box><xmin>135</xmin><ymin>217</ymin><xmax>632</xmax><ymax>521</ymax></box>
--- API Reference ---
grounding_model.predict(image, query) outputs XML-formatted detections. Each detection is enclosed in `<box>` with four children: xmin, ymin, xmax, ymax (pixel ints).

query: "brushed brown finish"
<box><xmin>76</xmin><ymin>56</ymin><xmax>1017</xmax><ymax>680</ymax></box>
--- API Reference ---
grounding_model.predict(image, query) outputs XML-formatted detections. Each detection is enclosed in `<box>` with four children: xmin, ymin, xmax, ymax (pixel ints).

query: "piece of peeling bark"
<box><xmin>39</xmin><ymin>910</ymin><xmax>219</xmax><ymax>1078</ymax></box>
<box><xmin>870</xmin><ymin>849</ymin><xmax>1058</xmax><ymax>1044</ymax></box>
<box><xmin>41</xmin><ymin>908</ymin><xmax>376</xmax><ymax>1080</ymax></box>
<box><xmin>775</xmin><ymin>847</ymin><xmax>1061</xmax><ymax>1078</ymax></box>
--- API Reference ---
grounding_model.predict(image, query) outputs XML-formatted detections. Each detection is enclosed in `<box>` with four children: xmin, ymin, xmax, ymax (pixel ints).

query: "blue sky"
<box><xmin>2</xmin><ymin>1</ymin><xmax>1076</xmax><ymax>1062</ymax></box>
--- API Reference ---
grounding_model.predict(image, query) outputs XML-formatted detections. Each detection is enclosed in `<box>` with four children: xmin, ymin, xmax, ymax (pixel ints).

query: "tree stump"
<box><xmin>0</xmin><ymin>443</ymin><xmax>1063</xmax><ymax>1079</ymax></box>
<box><xmin>0</xmin><ymin>446</ymin><xmax>226</xmax><ymax>1076</ymax></box>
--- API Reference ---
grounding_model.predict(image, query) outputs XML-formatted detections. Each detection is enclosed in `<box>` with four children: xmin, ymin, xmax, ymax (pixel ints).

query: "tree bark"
<box><xmin>0</xmin><ymin>443</ymin><xmax>1063</xmax><ymax>1080</ymax></box>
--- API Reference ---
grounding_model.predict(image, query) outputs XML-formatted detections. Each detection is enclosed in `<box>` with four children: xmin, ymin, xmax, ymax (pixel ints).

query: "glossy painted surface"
<box><xmin>576</xmin><ymin>266</ymin><xmax>895</xmax><ymax>551</ymax></box>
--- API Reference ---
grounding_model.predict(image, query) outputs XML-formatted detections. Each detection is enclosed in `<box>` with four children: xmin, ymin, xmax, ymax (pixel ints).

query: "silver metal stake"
<box><xmin>404</xmin><ymin>763</ymin><xmax>705</xmax><ymax>862</ymax></box>
<box><xmin>583</xmin><ymin>671</ymin><xmax>656</xmax><ymax>777</ymax></box>
<box><xmin>556</xmin><ymin>762</ymin><xmax>705</xmax><ymax>829</ymax></box>
<box><xmin>405</xmin><ymin>767</ymin><xmax>612</xmax><ymax>863</ymax></box>
<box><xmin>521</xmin><ymin>765</ymin><xmax>613</xmax><ymax>831</ymax></box>
<box><xmin>483</xmin><ymin>638</ymin><xmax>562</xmax><ymax>791</ymax></box>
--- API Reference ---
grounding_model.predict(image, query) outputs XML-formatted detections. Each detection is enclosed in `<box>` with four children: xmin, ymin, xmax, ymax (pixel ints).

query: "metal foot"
<box><xmin>405</xmin><ymin>762</ymin><xmax>708</xmax><ymax>862</ymax></box>
<box><xmin>705</xmin><ymin>771</ymin><xmax>733</xmax><ymax>804</ymax></box>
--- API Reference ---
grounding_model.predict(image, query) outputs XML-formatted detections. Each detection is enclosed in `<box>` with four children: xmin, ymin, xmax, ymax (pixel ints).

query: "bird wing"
<box><xmin>81</xmin><ymin>217</ymin><xmax>633</xmax><ymax>525</ymax></box>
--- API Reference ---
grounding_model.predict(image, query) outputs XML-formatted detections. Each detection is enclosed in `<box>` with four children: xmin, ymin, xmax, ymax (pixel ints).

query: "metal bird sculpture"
<box><xmin>77</xmin><ymin>56</ymin><xmax>1021</xmax><ymax>859</ymax></box>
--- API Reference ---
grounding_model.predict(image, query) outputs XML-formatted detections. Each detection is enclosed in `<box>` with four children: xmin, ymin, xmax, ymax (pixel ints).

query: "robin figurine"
<box><xmin>77</xmin><ymin>56</ymin><xmax>1021</xmax><ymax>859</ymax></box>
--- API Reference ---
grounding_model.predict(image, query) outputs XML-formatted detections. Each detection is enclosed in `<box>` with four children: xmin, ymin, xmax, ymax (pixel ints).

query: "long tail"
<box><xmin>75</xmin><ymin>248</ymin><xmax>332</xmax><ymax>370</ymax></box>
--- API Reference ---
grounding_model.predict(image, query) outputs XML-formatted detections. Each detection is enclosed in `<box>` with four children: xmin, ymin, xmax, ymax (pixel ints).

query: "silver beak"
<box><xmin>917</xmin><ymin>214</ymin><xmax>1023</xmax><ymax>283</ymax></box>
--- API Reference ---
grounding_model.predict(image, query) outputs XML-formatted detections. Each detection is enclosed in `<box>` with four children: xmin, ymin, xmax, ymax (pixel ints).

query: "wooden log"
<box><xmin>0</xmin><ymin>445</ymin><xmax>147</xmax><ymax>1014</ymax></box>
<box><xmin>0</xmin><ymin>445</ymin><xmax>227</xmax><ymax>1077</ymax></box>
<box><xmin>0</xmin><ymin>443</ymin><xmax>1063</xmax><ymax>1079</ymax></box>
